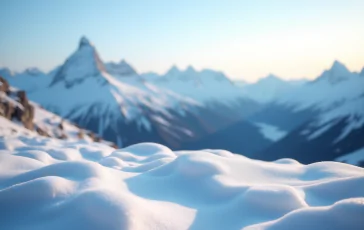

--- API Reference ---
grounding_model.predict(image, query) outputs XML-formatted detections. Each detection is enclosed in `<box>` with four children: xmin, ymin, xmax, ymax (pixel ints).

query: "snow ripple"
<box><xmin>0</xmin><ymin>135</ymin><xmax>363</xmax><ymax>230</ymax></box>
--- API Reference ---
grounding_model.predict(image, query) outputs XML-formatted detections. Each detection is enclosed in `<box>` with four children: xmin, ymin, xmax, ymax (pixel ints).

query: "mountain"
<box><xmin>255</xmin><ymin>94</ymin><xmax>364</xmax><ymax>164</ymax></box>
<box><xmin>140</xmin><ymin>72</ymin><xmax>162</xmax><ymax>81</ymax></box>
<box><xmin>2</xmin><ymin>133</ymin><xmax>363</xmax><ymax>230</ymax></box>
<box><xmin>251</xmin><ymin>61</ymin><xmax>364</xmax><ymax>163</ymax></box>
<box><xmin>181</xmin><ymin>118</ymin><xmax>273</xmax><ymax>156</ymax></box>
<box><xmin>277</xmin><ymin>61</ymin><xmax>361</xmax><ymax>110</ymax></box>
<box><xmin>29</xmin><ymin>37</ymin><xmax>203</xmax><ymax>147</ymax></box>
<box><xmin>149</xmin><ymin>66</ymin><xmax>244</xmax><ymax>104</ymax></box>
<box><xmin>248</xmin><ymin>61</ymin><xmax>363</xmax><ymax>132</ymax></box>
<box><xmin>0</xmin><ymin>80</ymin><xmax>115</xmax><ymax>146</ymax></box>
<box><xmin>241</xmin><ymin>74</ymin><xmax>306</xmax><ymax>103</ymax></box>
<box><xmin>105</xmin><ymin>59</ymin><xmax>138</xmax><ymax>77</ymax></box>
<box><xmin>336</xmin><ymin>147</ymin><xmax>364</xmax><ymax>167</ymax></box>
<box><xmin>142</xmin><ymin>65</ymin><xmax>263</xmax><ymax>121</ymax></box>
<box><xmin>233</xmin><ymin>79</ymin><xmax>248</xmax><ymax>87</ymax></box>
<box><xmin>25</xmin><ymin>37</ymin><xmax>265</xmax><ymax>151</ymax></box>
<box><xmin>0</xmin><ymin>67</ymin><xmax>50</xmax><ymax>93</ymax></box>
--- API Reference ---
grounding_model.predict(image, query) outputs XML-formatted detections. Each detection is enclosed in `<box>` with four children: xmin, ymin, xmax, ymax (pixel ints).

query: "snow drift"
<box><xmin>0</xmin><ymin>135</ymin><xmax>363</xmax><ymax>230</ymax></box>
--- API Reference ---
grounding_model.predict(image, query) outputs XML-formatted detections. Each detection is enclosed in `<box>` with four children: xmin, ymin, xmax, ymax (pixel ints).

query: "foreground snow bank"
<box><xmin>0</xmin><ymin>135</ymin><xmax>363</xmax><ymax>230</ymax></box>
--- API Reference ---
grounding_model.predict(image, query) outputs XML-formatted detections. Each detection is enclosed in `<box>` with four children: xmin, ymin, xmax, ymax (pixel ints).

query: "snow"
<box><xmin>277</xmin><ymin>61</ymin><xmax>364</xmax><ymax>112</ymax></box>
<box><xmin>304</xmin><ymin>95</ymin><xmax>364</xmax><ymax>142</ymax></box>
<box><xmin>0</xmin><ymin>134</ymin><xmax>363</xmax><ymax>230</ymax></box>
<box><xmin>0</xmin><ymin>68</ymin><xmax>51</xmax><ymax>93</ymax></box>
<box><xmin>254</xmin><ymin>122</ymin><xmax>287</xmax><ymax>141</ymax></box>
<box><xmin>242</xmin><ymin>74</ymin><xmax>305</xmax><ymax>103</ymax></box>
<box><xmin>147</xmin><ymin>65</ymin><xmax>249</xmax><ymax>107</ymax></box>
<box><xmin>0</xmin><ymin>116</ymin><xmax>34</xmax><ymax>137</ymax></box>
<box><xmin>336</xmin><ymin>147</ymin><xmax>364</xmax><ymax>166</ymax></box>
<box><xmin>306</xmin><ymin>120</ymin><xmax>338</xmax><ymax>140</ymax></box>
<box><xmin>105</xmin><ymin>59</ymin><xmax>138</xmax><ymax>77</ymax></box>
<box><xmin>28</xmin><ymin>37</ymin><xmax>202</xmax><ymax>134</ymax></box>
<box><xmin>32</xmin><ymin>102</ymin><xmax>94</xmax><ymax>142</ymax></box>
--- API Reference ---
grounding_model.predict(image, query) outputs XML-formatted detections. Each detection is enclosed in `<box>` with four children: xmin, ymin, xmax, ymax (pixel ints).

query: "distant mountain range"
<box><xmin>239</xmin><ymin>74</ymin><xmax>307</xmax><ymax>103</ymax></box>
<box><xmin>1</xmin><ymin>36</ymin><xmax>363</xmax><ymax>166</ymax></box>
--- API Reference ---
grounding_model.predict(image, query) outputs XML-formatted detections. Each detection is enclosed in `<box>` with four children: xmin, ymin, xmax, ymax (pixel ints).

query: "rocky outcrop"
<box><xmin>1</xmin><ymin>77</ymin><xmax>34</xmax><ymax>130</ymax></box>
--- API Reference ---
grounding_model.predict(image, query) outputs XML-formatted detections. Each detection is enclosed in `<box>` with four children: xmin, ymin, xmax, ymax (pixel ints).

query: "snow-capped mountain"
<box><xmin>105</xmin><ymin>59</ymin><xmax>138</xmax><ymax>77</ymax></box>
<box><xmin>28</xmin><ymin>37</ymin><xmax>201</xmax><ymax>147</ymax></box>
<box><xmin>277</xmin><ymin>61</ymin><xmax>362</xmax><ymax>111</ymax></box>
<box><xmin>3</xmin><ymin>37</ymin><xmax>361</xmax><ymax>166</ymax></box>
<box><xmin>147</xmin><ymin>65</ymin><xmax>253</xmax><ymax>107</ymax></box>
<box><xmin>241</xmin><ymin>74</ymin><xmax>306</xmax><ymax>103</ymax></box>
<box><xmin>256</xmin><ymin>94</ymin><xmax>364</xmax><ymax>164</ymax></box>
<box><xmin>233</xmin><ymin>79</ymin><xmax>248</xmax><ymax>87</ymax></box>
<box><xmin>24</xmin><ymin>37</ymin><xmax>265</xmax><ymax>151</ymax></box>
<box><xmin>360</xmin><ymin>67</ymin><xmax>364</xmax><ymax>76</ymax></box>
<box><xmin>0</xmin><ymin>85</ymin><xmax>116</xmax><ymax>147</ymax></box>
<box><xmin>252</xmin><ymin>61</ymin><xmax>364</xmax><ymax>163</ymax></box>
<box><xmin>249</xmin><ymin>61</ymin><xmax>364</xmax><ymax>132</ymax></box>
<box><xmin>336</xmin><ymin>147</ymin><xmax>364</xmax><ymax>167</ymax></box>
<box><xmin>0</xmin><ymin>67</ymin><xmax>51</xmax><ymax>93</ymax></box>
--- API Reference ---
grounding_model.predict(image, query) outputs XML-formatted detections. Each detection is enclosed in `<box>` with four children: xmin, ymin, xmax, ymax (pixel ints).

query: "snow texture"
<box><xmin>0</xmin><ymin>134</ymin><xmax>363</xmax><ymax>230</ymax></box>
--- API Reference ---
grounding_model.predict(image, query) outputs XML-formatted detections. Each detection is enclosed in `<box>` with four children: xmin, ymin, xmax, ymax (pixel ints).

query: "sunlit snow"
<box><xmin>0</xmin><ymin>134</ymin><xmax>363</xmax><ymax>230</ymax></box>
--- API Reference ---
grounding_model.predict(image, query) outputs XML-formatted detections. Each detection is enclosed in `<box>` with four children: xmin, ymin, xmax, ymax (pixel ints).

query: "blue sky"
<box><xmin>0</xmin><ymin>0</ymin><xmax>363</xmax><ymax>81</ymax></box>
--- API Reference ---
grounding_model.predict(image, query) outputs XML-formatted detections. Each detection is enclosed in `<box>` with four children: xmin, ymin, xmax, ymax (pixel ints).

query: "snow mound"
<box><xmin>0</xmin><ymin>135</ymin><xmax>363</xmax><ymax>230</ymax></box>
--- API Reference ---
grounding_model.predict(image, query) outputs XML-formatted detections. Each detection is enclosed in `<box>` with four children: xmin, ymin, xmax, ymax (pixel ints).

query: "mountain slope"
<box><xmin>255</xmin><ymin>94</ymin><xmax>364</xmax><ymax>164</ymax></box>
<box><xmin>105</xmin><ymin>59</ymin><xmax>138</xmax><ymax>77</ymax></box>
<box><xmin>147</xmin><ymin>66</ymin><xmax>256</xmax><ymax>108</ymax></box>
<box><xmin>29</xmin><ymin>37</ymin><xmax>207</xmax><ymax>148</ymax></box>
<box><xmin>27</xmin><ymin>37</ymin><xmax>264</xmax><ymax>150</ymax></box>
<box><xmin>249</xmin><ymin>61</ymin><xmax>364</xmax><ymax>132</ymax></box>
<box><xmin>0</xmin><ymin>67</ymin><xmax>51</xmax><ymax>93</ymax></box>
<box><xmin>181</xmin><ymin>118</ymin><xmax>272</xmax><ymax>156</ymax></box>
<box><xmin>0</xmin><ymin>85</ymin><xmax>114</xmax><ymax>146</ymax></box>
<box><xmin>241</xmin><ymin>74</ymin><xmax>306</xmax><ymax>103</ymax></box>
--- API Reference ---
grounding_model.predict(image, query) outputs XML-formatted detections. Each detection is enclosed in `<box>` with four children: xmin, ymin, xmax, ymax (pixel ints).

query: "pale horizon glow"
<box><xmin>0</xmin><ymin>0</ymin><xmax>363</xmax><ymax>82</ymax></box>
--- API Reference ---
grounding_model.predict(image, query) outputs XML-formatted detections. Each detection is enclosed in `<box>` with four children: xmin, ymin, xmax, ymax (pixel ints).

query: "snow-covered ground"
<box><xmin>0</xmin><ymin>134</ymin><xmax>363</xmax><ymax>230</ymax></box>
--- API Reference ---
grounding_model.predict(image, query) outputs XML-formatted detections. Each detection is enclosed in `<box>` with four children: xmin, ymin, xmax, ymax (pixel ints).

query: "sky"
<box><xmin>0</xmin><ymin>0</ymin><xmax>363</xmax><ymax>82</ymax></box>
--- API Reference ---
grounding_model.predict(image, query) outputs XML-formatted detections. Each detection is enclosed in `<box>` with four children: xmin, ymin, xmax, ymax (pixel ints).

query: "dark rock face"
<box><xmin>16</xmin><ymin>91</ymin><xmax>35</xmax><ymax>130</ymax></box>
<box><xmin>0</xmin><ymin>77</ymin><xmax>10</xmax><ymax>94</ymax></box>
<box><xmin>0</xmin><ymin>77</ymin><xmax>14</xmax><ymax>119</ymax></box>
<box><xmin>0</xmin><ymin>78</ymin><xmax>34</xmax><ymax>130</ymax></box>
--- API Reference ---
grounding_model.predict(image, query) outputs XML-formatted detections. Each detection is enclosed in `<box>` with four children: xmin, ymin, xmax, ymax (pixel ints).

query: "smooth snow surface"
<box><xmin>0</xmin><ymin>135</ymin><xmax>363</xmax><ymax>230</ymax></box>
<box><xmin>254</xmin><ymin>122</ymin><xmax>287</xmax><ymax>141</ymax></box>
